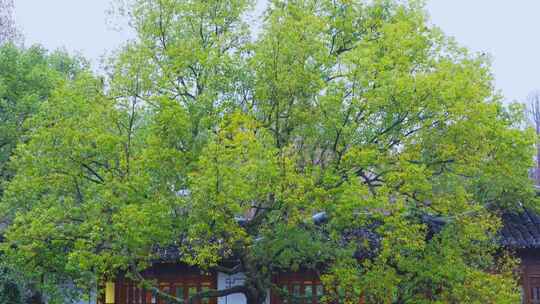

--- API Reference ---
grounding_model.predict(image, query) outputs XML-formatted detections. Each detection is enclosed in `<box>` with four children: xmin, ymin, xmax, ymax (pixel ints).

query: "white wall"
<box><xmin>217</xmin><ymin>272</ymin><xmax>247</xmax><ymax>304</ymax></box>
<box><xmin>217</xmin><ymin>272</ymin><xmax>270</xmax><ymax>304</ymax></box>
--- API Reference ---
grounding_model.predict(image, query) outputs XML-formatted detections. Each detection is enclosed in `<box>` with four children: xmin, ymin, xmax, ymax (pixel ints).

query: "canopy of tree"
<box><xmin>0</xmin><ymin>0</ymin><xmax>537</xmax><ymax>303</ymax></box>
<box><xmin>0</xmin><ymin>44</ymin><xmax>88</xmax><ymax>303</ymax></box>
<box><xmin>0</xmin><ymin>44</ymin><xmax>87</xmax><ymax>190</ymax></box>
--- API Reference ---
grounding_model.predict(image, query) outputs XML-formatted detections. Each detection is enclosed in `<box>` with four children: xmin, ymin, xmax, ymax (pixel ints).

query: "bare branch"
<box><xmin>187</xmin><ymin>285</ymin><xmax>248</xmax><ymax>304</ymax></box>
<box><xmin>526</xmin><ymin>90</ymin><xmax>540</xmax><ymax>185</ymax></box>
<box><xmin>0</xmin><ymin>0</ymin><xmax>20</xmax><ymax>44</ymax></box>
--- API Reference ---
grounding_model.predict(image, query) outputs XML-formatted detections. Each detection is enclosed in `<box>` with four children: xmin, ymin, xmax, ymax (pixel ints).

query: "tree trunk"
<box><xmin>26</xmin><ymin>291</ymin><xmax>45</xmax><ymax>304</ymax></box>
<box><xmin>245</xmin><ymin>290</ymin><xmax>267</xmax><ymax>304</ymax></box>
<box><xmin>243</xmin><ymin>275</ymin><xmax>267</xmax><ymax>304</ymax></box>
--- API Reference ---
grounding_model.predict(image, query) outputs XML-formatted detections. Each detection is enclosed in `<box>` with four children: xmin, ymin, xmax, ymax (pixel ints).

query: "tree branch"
<box><xmin>187</xmin><ymin>285</ymin><xmax>248</xmax><ymax>304</ymax></box>
<box><xmin>130</xmin><ymin>267</ymin><xmax>248</xmax><ymax>304</ymax></box>
<box><xmin>212</xmin><ymin>264</ymin><xmax>243</xmax><ymax>275</ymax></box>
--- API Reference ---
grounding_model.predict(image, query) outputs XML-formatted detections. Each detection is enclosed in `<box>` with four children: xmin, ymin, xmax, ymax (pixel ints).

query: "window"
<box><xmin>115</xmin><ymin>273</ymin><xmax>217</xmax><ymax>304</ymax></box>
<box><xmin>175</xmin><ymin>286</ymin><xmax>185</xmax><ymax>300</ymax></box>
<box><xmin>201</xmin><ymin>284</ymin><xmax>211</xmax><ymax>304</ymax></box>
<box><xmin>529</xmin><ymin>277</ymin><xmax>540</xmax><ymax>304</ymax></box>
<box><xmin>272</xmin><ymin>272</ymin><xmax>364</xmax><ymax>304</ymax></box>
<box><xmin>272</xmin><ymin>273</ymin><xmax>325</xmax><ymax>304</ymax></box>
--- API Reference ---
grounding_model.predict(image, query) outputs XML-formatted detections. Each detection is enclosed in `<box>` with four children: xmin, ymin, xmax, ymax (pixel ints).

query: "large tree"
<box><xmin>1</xmin><ymin>0</ymin><xmax>536</xmax><ymax>303</ymax></box>
<box><xmin>0</xmin><ymin>44</ymin><xmax>88</xmax><ymax>303</ymax></box>
<box><xmin>0</xmin><ymin>44</ymin><xmax>87</xmax><ymax>193</ymax></box>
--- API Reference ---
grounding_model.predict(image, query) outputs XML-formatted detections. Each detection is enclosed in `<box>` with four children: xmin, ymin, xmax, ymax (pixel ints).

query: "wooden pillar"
<box><xmin>105</xmin><ymin>282</ymin><xmax>116</xmax><ymax>304</ymax></box>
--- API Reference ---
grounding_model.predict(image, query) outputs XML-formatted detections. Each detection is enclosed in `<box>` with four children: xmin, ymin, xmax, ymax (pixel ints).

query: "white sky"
<box><xmin>13</xmin><ymin>0</ymin><xmax>540</xmax><ymax>103</ymax></box>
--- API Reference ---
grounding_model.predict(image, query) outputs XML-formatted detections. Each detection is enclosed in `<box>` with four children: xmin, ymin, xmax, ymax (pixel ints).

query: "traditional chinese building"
<box><xmin>97</xmin><ymin>207</ymin><xmax>540</xmax><ymax>304</ymax></box>
<box><xmin>501</xmin><ymin>208</ymin><xmax>540</xmax><ymax>304</ymax></box>
<box><xmin>104</xmin><ymin>266</ymin><xmax>325</xmax><ymax>304</ymax></box>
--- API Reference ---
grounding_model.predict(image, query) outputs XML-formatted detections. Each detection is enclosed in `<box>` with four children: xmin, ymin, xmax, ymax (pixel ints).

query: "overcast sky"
<box><xmin>13</xmin><ymin>0</ymin><xmax>540</xmax><ymax>103</ymax></box>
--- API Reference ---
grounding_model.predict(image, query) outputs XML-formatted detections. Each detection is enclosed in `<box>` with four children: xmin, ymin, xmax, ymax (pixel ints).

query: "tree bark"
<box><xmin>245</xmin><ymin>289</ymin><xmax>267</xmax><ymax>304</ymax></box>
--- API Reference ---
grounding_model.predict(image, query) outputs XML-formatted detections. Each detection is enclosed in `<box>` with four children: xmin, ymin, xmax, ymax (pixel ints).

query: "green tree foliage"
<box><xmin>0</xmin><ymin>44</ymin><xmax>88</xmax><ymax>303</ymax></box>
<box><xmin>0</xmin><ymin>44</ymin><xmax>87</xmax><ymax>191</ymax></box>
<box><xmin>0</xmin><ymin>0</ymin><xmax>536</xmax><ymax>303</ymax></box>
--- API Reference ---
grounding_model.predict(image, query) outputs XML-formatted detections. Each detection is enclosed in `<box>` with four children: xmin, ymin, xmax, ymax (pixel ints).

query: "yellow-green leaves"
<box><xmin>0</xmin><ymin>0</ymin><xmax>536</xmax><ymax>303</ymax></box>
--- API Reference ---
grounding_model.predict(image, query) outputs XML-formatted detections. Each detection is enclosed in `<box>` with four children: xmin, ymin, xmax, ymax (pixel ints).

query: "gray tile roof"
<box><xmin>500</xmin><ymin>208</ymin><xmax>540</xmax><ymax>248</ymax></box>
